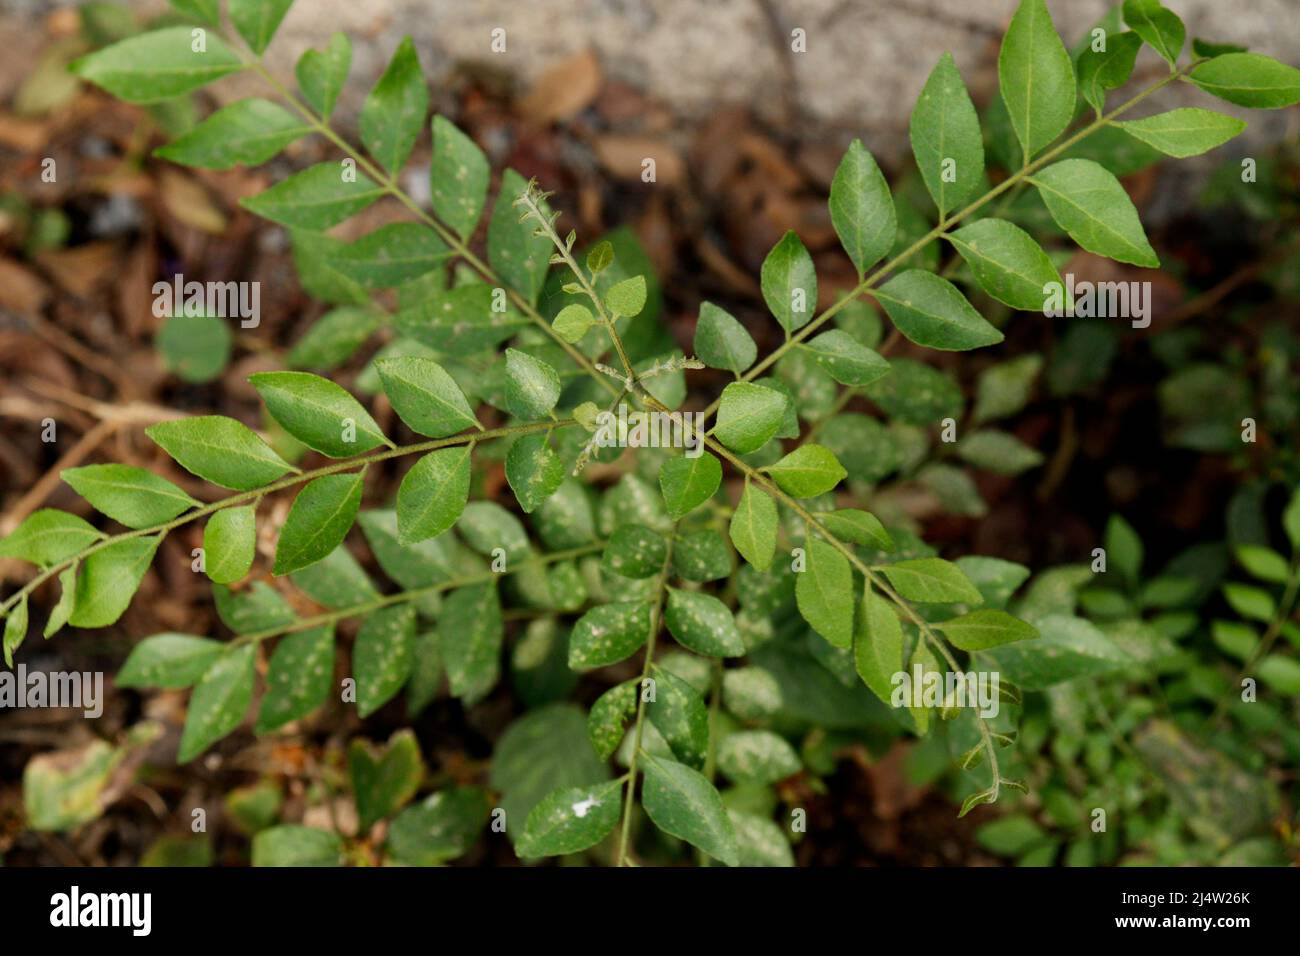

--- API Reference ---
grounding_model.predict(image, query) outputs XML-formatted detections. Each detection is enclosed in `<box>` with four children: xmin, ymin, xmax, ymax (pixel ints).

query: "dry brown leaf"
<box><xmin>593</xmin><ymin>135</ymin><xmax>684</xmax><ymax>185</ymax></box>
<box><xmin>518</xmin><ymin>51</ymin><xmax>602</xmax><ymax>125</ymax></box>
<box><xmin>34</xmin><ymin>242</ymin><xmax>117</xmax><ymax>298</ymax></box>
<box><xmin>159</xmin><ymin>169</ymin><xmax>228</xmax><ymax>234</ymax></box>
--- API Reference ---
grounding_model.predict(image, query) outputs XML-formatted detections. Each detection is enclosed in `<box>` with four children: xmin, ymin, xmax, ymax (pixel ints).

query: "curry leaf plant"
<box><xmin>3</xmin><ymin>0</ymin><xmax>1294</xmax><ymax>866</ymax></box>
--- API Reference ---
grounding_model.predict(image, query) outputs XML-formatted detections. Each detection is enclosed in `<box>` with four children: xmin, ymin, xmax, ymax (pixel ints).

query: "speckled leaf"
<box><xmin>203</xmin><ymin>505</ymin><xmax>256</xmax><ymax>584</ymax></box>
<box><xmin>640</xmin><ymin>754</ymin><xmax>738</xmax><ymax>867</ymax></box>
<box><xmin>256</xmin><ymin>625</ymin><xmax>334</xmax><ymax>732</ymax></box>
<box><xmin>569</xmin><ymin>601</ymin><xmax>651</xmax><ymax>670</ymax></box>
<box><xmin>396</xmin><ymin>446</ymin><xmax>471</xmax><ymax>544</ymax></box>
<box><xmin>353</xmin><ymin>604</ymin><xmax>416</xmax><ymax>717</ymax></box>
<box><xmin>587</xmin><ymin>680</ymin><xmax>638</xmax><ymax>760</ymax></box>
<box><xmin>359</xmin><ymin>36</ymin><xmax>428</xmax><ymax>174</ymax></box>
<box><xmin>488</xmin><ymin>168</ymin><xmax>553</xmax><ymax>306</ymax></box>
<box><xmin>440</xmin><ymin>583</ymin><xmax>503</xmax><ymax>705</ymax></box>
<box><xmin>518</xmin><ymin>779</ymin><xmax>623</xmax><ymax>858</ymax></box>
<box><xmin>506</xmin><ymin>433</ymin><xmax>564</xmax><ymax>514</ymax></box>
<box><xmin>240</xmin><ymin>163</ymin><xmax>385</xmax><ymax>230</ymax></box>
<box><xmin>717</xmin><ymin>730</ymin><xmax>801</xmax><ymax>786</ymax></box>
<box><xmin>178</xmin><ymin>644</ymin><xmax>255</xmax><ymax>762</ymax></box>
<box><xmin>664</xmin><ymin>588</ymin><xmax>744</xmax><ymax>657</ymax></box>
<box><xmin>349</xmin><ymin>729</ymin><xmax>424</xmax><ymax>831</ymax></box>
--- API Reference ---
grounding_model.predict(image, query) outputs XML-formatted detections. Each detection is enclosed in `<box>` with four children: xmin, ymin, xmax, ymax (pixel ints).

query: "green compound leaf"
<box><xmin>569</xmin><ymin>601</ymin><xmax>652</xmax><ymax>670</ymax></box>
<box><xmin>998</xmin><ymin>0</ymin><xmax>1075</xmax><ymax>161</ymax></box>
<box><xmin>273</xmin><ymin>472</ymin><xmax>364</xmax><ymax>576</ymax></box>
<box><xmin>155</xmin><ymin>99</ymin><xmax>309</xmax><ymax>169</ymax></box>
<box><xmin>63</xmin><ymin>464</ymin><xmax>197</xmax><ymax>529</ymax></box>
<box><xmin>936</xmin><ymin>608</ymin><xmax>1040</xmax><ymax>650</ymax></box>
<box><xmin>1122</xmin><ymin>0</ymin><xmax>1185</xmax><ymax>68</ymax></box>
<box><xmin>178</xmin><ymin>644</ymin><xmax>256</xmax><ymax>762</ymax></box>
<box><xmin>908</xmin><ymin>54</ymin><xmax>984</xmax><ymax>218</ymax></box>
<box><xmin>241</xmin><ymin>163</ymin><xmax>385</xmax><ymax>230</ymax></box>
<box><xmin>873</xmin><ymin>270</ymin><xmax>1003</xmax><ymax>351</ymax></box>
<box><xmin>250</xmin><ymin>371</ymin><xmax>390</xmax><ymax>458</ymax></box>
<box><xmin>360</xmin><ymin>36</ymin><xmax>429</xmax><ymax>174</ymax></box>
<box><xmin>518</xmin><ymin>779</ymin><xmax>623</xmax><ymax>858</ymax></box>
<box><xmin>946</xmin><ymin>219</ymin><xmax>1062</xmax><ymax>312</ymax></box>
<box><xmin>1029</xmin><ymin>159</ymin><xmax>1159</xmax><ymax>267</ymax></box>
<box><xmin>256</xmin><ymin>625</ymin><xmax>335</xmax><ymax>733</ymax></box>
<box><xmin>664</xmin><ymin>588</ymin><xmax>745</xmax><ymax>657</ymax></box>
<box><xmin>377</xmin><ymin>356</ymin><xmax>479</xmax><ymax>438</ymax></box>
<box><xmin>354</xmin><ymin>604</ymin><xmax>416</xmax><ymax>717</ymax></box>
<box><xmin>229</xmin><ymin>0</ymin><xmax>294</xmax><ymax>56</ymax></box>
<box><xmin>796</xmin><ymin>536</ymin><xmax>854</xmax><ymax>649</ymax></box>
<box><xmin>0</xmin><ymin>509</ymin><xmax>104</xmax><ymax>567</ymax></box>
<box><xmin>431</xmin><ymin>116</ymin><xmax>490</xmax><ymax>240</ymax></box>
<box><xmin>729</xmin><ymin>481</ymin><xmax>778</xmax><ymax>571</ymax></box>
<box><xmin>203</xmin><ymin>505</ymin><xmax>257</xmax><ymax>585</ymax></box>
<box><xmin>147</xmin><ymin>416</ymin><xmax>294</xmax><ymax>491</ymax></box>
<box><xmin>396</xmin><ymin>446</ymin><xmax>471</xmax><ymax>544</ymax></box>
<box><xmin>1116</xmin><ymin>108</ymin><xmax>1246</xmax><ymax>158</ymax></box>
<box><xmin>713</xmin><ymin>381</ymin><xmax>787</xmax><ymax>454</ymax></box>
<box><xmin>70</xmin><ymin>27</ymin><xmax>243</xmax><ymax>104</ymax></box>
<box><xmin>829</xmin><ymin>138</ymin><xmax>896</xmax><ymax>275</ymax></box>
<box><xmin>640</xmin><ymin>754</ymin><xmax>739</xmax><ymax>867</ymax></box>
<box><xmin>118</xmin><ymin>633</ymin><xmax>225</xmax><ymax>689</ymax></box>
<box><xmin>760</xmin><ymin>231</ymin><xmax>818</xmax><ymax>335</ymax></box>
<box><xmin>504</xmin><ymin>348</ymin><xmax>562</xmax><ymax>420</ymax></box>
<box><xmin>694</xmin><ymin>302</ymin><xmax>757</xmax><ymax>375</ymax></box>
<box><xmin>296</xmin><ymin>32</ymin><xmax>351</xmax><ymax>119</ymax></box>
<box><xmin>659</xmin><ymin>453</ymin><xmax>722</xmax><ymax>520</ymax></box>
<box><xmin>1188</xmin><ymin>53</ymin><xmax>1300</xmax><ymax>109</ymax></box>
<box><xmin>880</xmin><ymin>557</ymin><xmax>984</xmax><ymax>605</ymax></box>
<box><xmin>764</xmin><ymin>444</ymin><xmax>847</xmax><ymax>498</ymax></box>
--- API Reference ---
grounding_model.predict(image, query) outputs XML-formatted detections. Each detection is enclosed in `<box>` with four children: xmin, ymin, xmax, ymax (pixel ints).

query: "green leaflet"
<box><xmin>729</xmin><ymin>481</ymin><xmax>777</xmax><ymax>571</ymax></box>
<box><xmin>640</xmin><ymin>754</ymin><xmax>739</xmax><ymax>867</ymax></box>
<box><xmin>1116</xmin><ymin>108</ymin><xmax>1246</xmax><ymax>158</ymax></box>
<box><xmin>396</xmin><ymin>446</ymin><xmax>471</xmax><ymax>543</ymax></box>
<box><xmin>974</xmin><ymin>354</ymin><xmax>1042</xmax><ymax>424</ymax></box>
<box><xmin>44</xmin><ymin>566</ymin><xmax>78</xmax><ymax>639</ymax></box>
<box><xmin>958</xmin><ymin>430</ymin><xmax>1045</xmax><ymax>475</ymax></box>
<box><xmin>998</xmin><ymin>0</ymin><xmax>1075</xmax><ymax>162</ymax></box>
<box><xmin>155</xmin><ymin>99</ymin><xmax>309</xmax><ymax>169</ymax></box>
<box><xmin>0</xmin><ymin>509</ymin><xmax>104</xmax><ymax>567</ymax></box>
<box><xmin>118</xmin><ymin>633</ymin><xmax>225</xmax><ymax>689</ymax></box>
<box><xmin>1122</xmin><ymin>0</ymin><xmax>1185</xmax><ymax>68</ymax></box>
<box><xmin>713</xmin><ymin>381</ymin><xmax>787</xmax><ymax>454</ymax></box>
<box><xmin>156</xmin><ymin>313</ymin><xmax>231</xmax><ymax>384</ymax></box>
<box><xmin>664</xmin><ymin>588</ymin><xmax>745</xmax><ymax>657</ymax></box>
<box><xmin>829</xmin><ymin>139</ymin><xmax>896</xmax><ymax>275</ymax></box>
<box><xmin>819</xmin><ymin>509</ymin><xmax>894</xmax><ymax>551</ymax></box>
<box><xmin>203</xmin><ymin>505</ymin><xmax>257</xmax><ymax>584</ymax></box>
<box><xmin>395</xmin><ymin>282</ymin><xmax>527</xmax><ymax>357</ymax></box>
<box><xmin>1188</xmin><ymin>53</ymin><xmax>1300</xmax><ymax>109</ymax></box>
<box><xmin>440</xmin><ymin>583</ymin><xmax>503</xmax><ymax>704</ymax></box>
<box><xmin>349</xmin><ymin>730</ymin><xmax>424</xmax><ymax>831</ymax></box>
<box><xmin>879</xmin><ymin>557</ymin><xmax>983</xmax><ymax>605</ymax></box>
<box><xmin>488</xmin><ymin>169</ymin><xmax>553</xmax><ymax>307</ymax></box>
<box><xmin>673</xmin><ymin>530</ymin><xmax>730</xmax><ymax>583</ymax></box>
<box><xmin>354</xmin><ymin>604</ymin><xmax>416</xmax><ymax>716</ymax></box>
<box><xmin>587</xmin><ymin>681</ymin><xmax>639</xmax><ymax>760</ymax></box>
<box><xmin>169</xmin><ymin>0</ymin><xmax>220</xmax><ymax>26</ymax></box>
<box><xmin>386</xmin><ymin>788</ymin><xmax>488</xmax><ymax>864</ymax></box>
<box><xmin>360</xmin><ymin>37</ymin><xmax>429</xmax><ymax>174</ymax></box>
<box><xmin>946</xmin><ymin>219</ymin><xmax>1062</xmax><ymax>312</ymax></box>
<box><xmin>647</xmin><ymin>666</ymin><xmax>710</xmax><ymax>767</ymax></box>
<box><xmin>70</xmin><ymin>27</ymin><xmax>243</xmax><ymax>103</ymax></box>
<box><xmin>796</xmin><ymin>537</ymin><xmax>854</xmax><ymax>648</ymax></box>
<box><xmin>763</xmin><ymin>444</ymin><xmax>846</xmax><ymax>498</ymax></box>
<box><xmin>908</xmin><ymin>54</ymin><xmax>984</xmax><ymax>218</ymax></box>
<box><xmin>376</xmin><ymin>356</ymin><xmax>479</xmax><ymax>438</ymax></box>
<box><xmin>63</xmin><ymin>464</ymin><xmax>197</xmax><ymax>528</ymax></box>
<box><xmin>983</xmin><ymin>614</ymin><xmax>1130</xmax><ymax>688</ymax></box>
<box><xmin>1077</xmin><ymin>31</ymin><xmax>1141</xmax><ymax>114</ymax></box>
<box><xmin>854</xmin><ymin>583</ymin><xmax>903</xmax><ymax>706</ymax></box>
<box><xmin>603</xmin><ymin>524</ymin><xmax>667</xmax><ymax>579</ymax></box>
<box><xmin>873</xmin><ymin>270</ymin><xmax>1003</xmax><ymax>351</ymax></box>
<box><xmin>801</xmin><ymin>329</ymin><xmax>890</xmax><ymax>386</ymax></box>
<box><xmin>569</xmin><ymin>601</ymin><xmax>651</xmax><ymax>669</ymax></box>
<box><xmin>504</xmin><ymin>348</ymin><xmax>561</xmax><ymax>420</ymax></box>
<box><xmin>606</xmin><ymin>276</ymin><xmax>647</xmax><ymax>318</ymax></box>
<box><xmin>552</xmin><ymin>303</ymin><xmax>595</xmax><ymax>343</ymax></box>
<box><xmin>256</xmin><ymin>625</ymin><xmax>335</xmax><ymax>733</ymax></box>
<box><xmin>327</xmin><ymin>223</ymin><xmax>450</xmax><ymax>289</ymax></box>
<box><xmin>760</xmin><ymin>231</ymin><xmax>818</xmax><ymax>335</ymax></box>
<box><xmin>296</xmin><ymin>32</ymin><xmax>351</xmax><ymax>119</ymax></box>
<box><xmin>431</xmin><ymin>116</ymin><xmax>490</xmax><ymax>239</ymax></box>
<box><xmin>147</xmin><ymin>416</ymin><xmax>294</xmax><ymax>491</ymax></box>
<box><xmin>716</xmin><ymin>730</ymin><xmax>801</xmax><ymax>786</ymax></box>
<box><xmin>250</xmin><ymin>371</ymin><xmax>390</xmax><ymax>457</ymax></box>
<box><xmin>506</xmin><ymin>434</ymin><xmax>564</xmax><ymax>514</ymax></box>
<box><xmin>229</xmin><ymin>0</ymin><xmax>294</xmax><ymax>55</ymax></box>
<box><xmin>252</xmin><ymin>826</ymin><xmax>343</xmax><ymax>867</ymax></box>
<box><xmin>240</xmin><ymin>162</ymin><xmax>386</xmax><ymax>230</ymax></box>
<box><xmin>936</xmin><ymin>608</ymin><xmax>1040</xmax><ymax>650</ymax></box>
<box><xmin>70</xmin><ymin>536</ymin><xmax>161</xmax><ymax>628</ymax></box>
<box><xmin>215</xmin><ymin>581</ymin><xmax>296</xmax><ymax>633</ymax></box>
<box><xmin>694</xmin><ymin>302</ymin><xmax>756</xmax><ymax>374</ymax></box>
<box><xmin>518</xmin><ymin>779</ymin><xmax>623</xmax><ymax>858</ymax></box>
<box><xmin>1029</xmin><ymin>159</ymin><xmax>1159</xmax><ymax>268</ymax></box>
<box><xmin>289</xmin><ymin>307</ymin><xmax>382</xmax><ymax>371</ymax></box>
<box><xmin>273</xmin><ymin>472</ymin><xmax>364</xmax><ymax>575</ymax></box>
<box><xmin>178</xmin><ymin>644</ymin><xmax>256</xmax><ymax>762</ymax></box>
<box><xmin>659</xmin><ymin>453</ymin><xmax>722</xmax><ymax>520</ymax></box>
<box><xmin>292</xmin><ymin>546</ymin><xmax>378</xmax><ymax>609</ymax></box>
<box><xmin>3</xmin><ymin>596</ymin><xmax>28</xmax><ymax>668</ymax></box>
